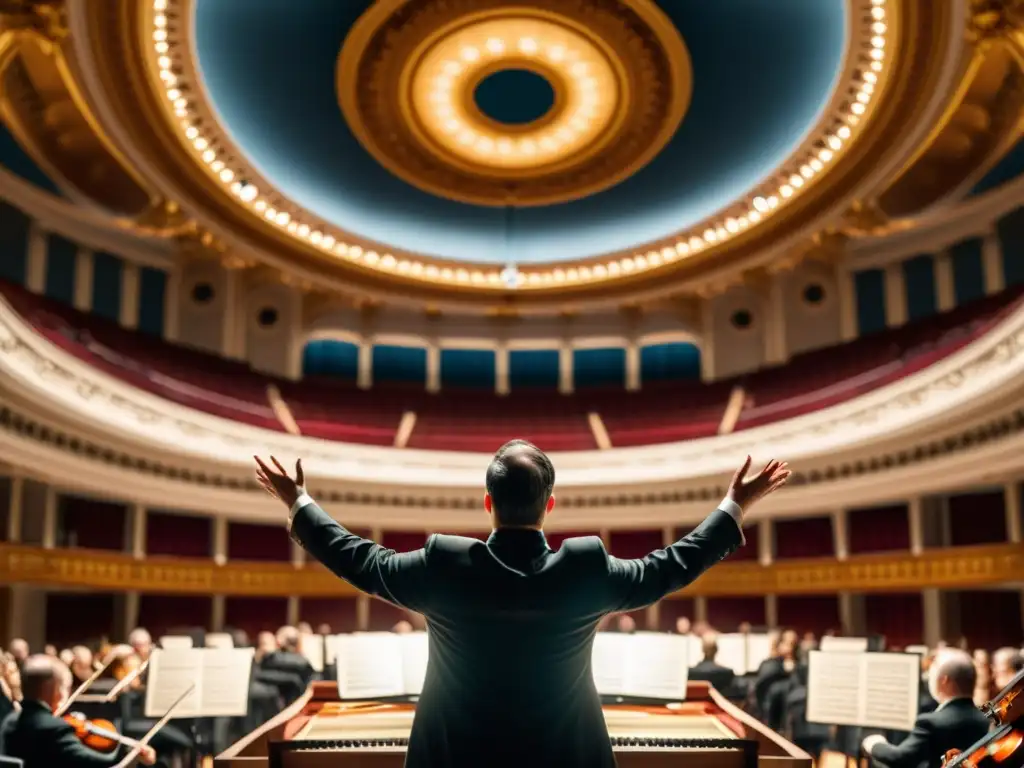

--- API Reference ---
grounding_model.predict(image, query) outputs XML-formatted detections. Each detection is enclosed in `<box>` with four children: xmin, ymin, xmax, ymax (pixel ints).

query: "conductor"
<box><xmin>254</xmin><ymin>441</ymin><xmax>790</xmax><ymax>768</ymax></box>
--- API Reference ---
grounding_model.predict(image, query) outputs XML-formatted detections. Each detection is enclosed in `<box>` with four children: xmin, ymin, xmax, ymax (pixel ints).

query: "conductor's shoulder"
<box><xmin>426</xmin><ymin>533</ymin><xmax>485</xmax><ymax>558</ymax></box>
<box><xmin>553</xmin><ymin>534</ymin><xmax>607</xmax><ymax>565</ymax></box>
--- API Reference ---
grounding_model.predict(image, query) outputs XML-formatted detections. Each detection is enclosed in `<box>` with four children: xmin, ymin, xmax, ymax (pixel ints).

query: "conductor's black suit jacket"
<box><xmin>290</xmin><ymin>499</ymin><xmax>743</xmax><ymax>768</ymax></box>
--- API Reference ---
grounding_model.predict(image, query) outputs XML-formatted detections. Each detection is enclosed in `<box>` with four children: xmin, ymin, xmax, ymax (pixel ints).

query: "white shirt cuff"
<box><xmin>719</xmin><ymin>497</ymin><xmax>745</xmax><ymax>544</ymax></box>
<box><xmin>290</xmin><ymin>492</ymin><xmax>313</xmax><ymax>518</ymax></box>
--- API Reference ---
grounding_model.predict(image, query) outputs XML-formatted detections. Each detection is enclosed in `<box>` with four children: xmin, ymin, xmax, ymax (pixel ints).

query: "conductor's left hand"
<box><xmin>254</xmin><ymin>456</ymin><xmax>305</xmax><ymax>508</ymax></box>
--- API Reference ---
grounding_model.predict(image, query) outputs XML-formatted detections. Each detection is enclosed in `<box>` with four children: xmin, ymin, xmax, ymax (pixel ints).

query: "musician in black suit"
<box><xmin>688</xmin><ymin>633</ymin><xmax>736</xmax><ymax>694</ymax></box>
<box><xmin>0</xmin><ymin>655</ymin><xmax>156</xmax><ymax>767</ymax></box>
<box><xmin>255</xmin><ymin>444</ymin><xmax>790</xmax><ymax>768</ymax></box>
<box><xmin>863</xmin><ymin>649</ymin><xmax>991</xmax><ymax>768</ymax></box>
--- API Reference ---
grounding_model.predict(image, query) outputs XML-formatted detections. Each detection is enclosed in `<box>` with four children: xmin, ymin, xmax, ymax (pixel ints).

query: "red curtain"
<box><xmin>224</xmin><ymin>597</ymin><xmax>288</xmax><ymax>639</ymax></box>
<box><xmin>848</xmin><ymin>505</ymin><xmax>910</xmax><ymax>553</ymax></box>
<box><xmin>956</xmin><ymin>590</ymin><xmax>1022</xmax><ymax>650</ymax></box>
<box><xmin>228</xmin><ymin>522</ymin><xmax>291</xmax><ymax>562</ymax></box>
<box><xmin>381</xmin><ymin>531</ymin><xmax>428</xmax><ymax>552</ymax></box>
<box><xmin>658</xmin><ymin>598</ymin><xmax>695</xmax><ymax>630</ymax></box>
<box><xmin>59</xmin><ymin>497</ymin><xmax>125</xmax><ymax>550</ymax></box>
<box><xmin>706</xmin><ymin>597</ymin><xmax>766</xmax><ymax>631</ymax></box>
<box><xmin>300</xmin><ymin>597</ymin><xmax>359</xmax><ymax>634</ymax></box>
<box><xmin>146</xmin><ymin>512</ymin><xmax>211</xmax><ymax>557</ymax></box>
<box><xmin>776</xmin><ymin>596</ymin><xmax>840</xmax><ymax>636</ymax></box>
<box><xmin>864</xmin><ymin>593</ymin><xmax>923</xmax><ymax>647</ymax></box>
<box><xmin>545</xmin><ymin>530</ymin><xmax>600</xmax><ymax>551</ymax></box>
<box><xmin>774</xmin><ymin>517</ymin><xmax>834</xmax><ymax>559</ymax></box>
<box><xmin>948</xmin><ymin>492</ymin><xmax>1007</xmax><ymax>546</ymax></box>
<box><xmin>46</xmin><ymin>593</ymin><xmax>116</xmax><ymax>647</ymax></box>
<box><xmin>138</xmin><ymin>596</ymin><xmax>211</xmax><ymax>639</ymax></box>
<box><xmin>0</xmin><ymin>478</ymin><xmax>10</xmax><ymax>542</ymax></box>
<box><xmin>608</xmin><ymin>530</ymin><xmax>663</xmax><ymax>558</ymax></box>
<box><xmin>730</xmin><ymin>523</ymin><xmax>760</xmax><ymax>561</ymax></box>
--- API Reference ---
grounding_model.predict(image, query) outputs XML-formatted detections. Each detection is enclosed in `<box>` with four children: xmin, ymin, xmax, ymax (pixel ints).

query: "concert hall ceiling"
<box><xmin>2</xmin><ymin>0</ymin><xmax>1022</xmax><ymax>311</ymax></box>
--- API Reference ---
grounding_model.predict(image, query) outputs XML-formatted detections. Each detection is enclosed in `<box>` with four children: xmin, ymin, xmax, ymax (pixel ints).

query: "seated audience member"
<box><xmin>689</xmin><ymin>634</ymin><xmax>736</xmax><ymax>694</ymax></box>
<box><xmin>0</xmin><ymin>654</ymin><xmax>157</xmax><ymax>766</ymax></box>
<box><xmin>614</xmin><ymin>614</ymin><xmax>637</xmax><ymax>634</ymax></box>
<box><xmin>391</xmin><ymin>621</ymin><xmax>414</xmax><ymax>635</ymax></box>
<box><xmin>7</xmin><ymin>640</ymin><xmax>28</xmax><ymax>670</ymax></box>
<box><xmin>863</xmin><ymin>649</ymin><xmax>990</xmax><ymax>768</ymax></box>
<box><xmin>128</xmin><ymin>628</ymin><xmax>153</xmax><ymax>663</ymax></box>
<box><xmin>992</xmin><ymin>647</ymin><xmax>1023</xmax><ymax>690</ymax></box>
<box><xmin>675</xmin><ymin>617</ymin><xmax>692</xmax><ymax>635</ymax></box>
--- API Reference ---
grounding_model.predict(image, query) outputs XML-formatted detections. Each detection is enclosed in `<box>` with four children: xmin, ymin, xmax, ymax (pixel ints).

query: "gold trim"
<box><xmin>2</xmin><ymin>542</ymin><xmax>1020</xmax><ymax>598</ymax></box>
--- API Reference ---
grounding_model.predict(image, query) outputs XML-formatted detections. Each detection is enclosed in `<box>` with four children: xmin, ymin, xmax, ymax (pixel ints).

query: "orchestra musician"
<box><xmin>688</xmin><ymin>633</ymin><xmax>736</xmax><ymax>695</ymax></box>
<box><xmin>862</xmin><ymin>649</ymin><xmax>991</xmax><ymax>768</ymax></box>
<box><xmin>0</xmin><ymin>654</ymin><xmax>157</xmax><ymax>766</ymax></box>
<box><xmin>254</xmin><ymin>443</ymin><xmax>791</xmax><ymax>768</ymax></box>
<box><xmin>992</xmin><ymin>647</ymin><xmax>1024</xmax><ymax>691</ymax></box>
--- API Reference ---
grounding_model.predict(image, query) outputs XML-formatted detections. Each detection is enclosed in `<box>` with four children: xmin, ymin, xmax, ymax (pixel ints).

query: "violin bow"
<box><xmin>111</xmin><ymin>682</ymin><xmax>196</xmax><ymax>768</ymax></box>
<box><xmin>54</xmin><ymin>651</ymin><xmax>118</xmax><ymax>717</ymax></box>
<box><xmin>104</xmin><ymin>659</ymin><xmax>150</xmax><ymax>701</ymax></box>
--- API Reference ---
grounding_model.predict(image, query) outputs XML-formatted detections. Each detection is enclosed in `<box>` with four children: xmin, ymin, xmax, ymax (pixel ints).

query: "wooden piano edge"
<box><xmin>215</xmin><ymin>681</ymin><xmax>812</xmax><ymax>768</ymax></box>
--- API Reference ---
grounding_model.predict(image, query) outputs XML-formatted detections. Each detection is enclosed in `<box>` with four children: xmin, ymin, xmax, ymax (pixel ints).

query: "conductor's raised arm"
<box><xmin>254</xmin><ymin>456</ymin><xmax>431</xmax><ymax>612</ymax></box>
<box><xmin>605</xmin><ymin>457</ymin><xmax>790</xmax><ymax>613</ymax></box>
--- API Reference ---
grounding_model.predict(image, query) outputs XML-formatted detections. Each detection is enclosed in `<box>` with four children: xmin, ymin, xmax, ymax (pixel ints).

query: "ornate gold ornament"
<box><xmin>337</xmin><ymin>0</ymin><xmax>691</xmax><ymax>207</ymax></box>
<box><xmin>968</xmin><ymin>0</ymin><xmax>1024</xmax><ymax>45</ymax></box>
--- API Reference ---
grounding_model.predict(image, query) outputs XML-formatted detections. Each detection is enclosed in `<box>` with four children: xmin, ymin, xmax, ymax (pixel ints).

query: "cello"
<box><xmin>943</xmin><ymin>668</ymin><xmax>1024</xmax><ymax>768</ymax></box>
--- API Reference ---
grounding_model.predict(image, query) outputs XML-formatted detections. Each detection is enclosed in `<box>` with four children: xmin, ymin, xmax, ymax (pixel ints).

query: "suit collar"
<box><xmin>936</xmin><ymin>696</ymin><xmax>973</xmax><ymax>712</ymax></box>
<box><xmin>487</xmin><ymin>528</ymin><xmax>550</xmax><ymax>561</ymax></box>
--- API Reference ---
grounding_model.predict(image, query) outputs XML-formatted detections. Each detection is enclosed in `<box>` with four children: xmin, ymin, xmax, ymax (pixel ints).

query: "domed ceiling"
<box><xmin>193</xmin><ymin>0</ymin><xmax>847</xmax><ymax>264</ymax></box>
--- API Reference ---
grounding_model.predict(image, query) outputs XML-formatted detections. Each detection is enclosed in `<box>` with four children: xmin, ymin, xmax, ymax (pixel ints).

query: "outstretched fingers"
<box><xmin>270</xmin><ymin>456</ymin><xmax>289</xmax><ymax>477</ymax></box>
<box><xmin>295</xmin><ymin>458</ymin><xmax>304</xmax><ymax>487</ymax></box>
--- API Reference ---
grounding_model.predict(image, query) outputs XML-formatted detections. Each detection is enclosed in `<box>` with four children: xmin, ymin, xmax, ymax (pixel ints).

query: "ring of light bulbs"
<box><xmin>408</xmin><ymin>17</ymin><xmax>620</xmax><ymax>171</ymax></box>
<box><xmin>151</xmin><ymin>0</ymin><xmax>889</xmax><ymax>291</ymax></box>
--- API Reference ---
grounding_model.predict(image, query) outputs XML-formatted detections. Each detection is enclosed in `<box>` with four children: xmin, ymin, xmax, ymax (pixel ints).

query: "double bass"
<box><xmin>943</xmin><ymin>668</ymin><xmax>1024</xmax><ymax>768</ymax></box>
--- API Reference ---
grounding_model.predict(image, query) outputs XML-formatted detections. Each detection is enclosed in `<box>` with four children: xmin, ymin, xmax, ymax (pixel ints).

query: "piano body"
<box><xmin>216</xmin><ymin>681</ymin><xmax>811</xmax><ymax>768</ymax></box>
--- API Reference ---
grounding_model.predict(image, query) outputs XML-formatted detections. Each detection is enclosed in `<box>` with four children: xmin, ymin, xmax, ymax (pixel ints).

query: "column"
<box><xmin>765</xmin><ymin>594</ymin><xmax>778</xmax><ymax>629</ymax></box>
<box><xmin>495</xmin><ymin>344</ymin><xmax>510</xmax><ymax>396</ymax></box>
<box><xmin>211</xmin><ymin>517</ymin><xmax>227</xmax><ymax>631</ymax></box>
<box><xmin>933</xmin><ymin>251</ymin><xmax>956</xmax><ymax>312</ymax></box>
<box><xmin>120</xmin><ymin>262</ymin><xmax>140</xmax><ymax>329</ymax></box>
<box><xmin>694</xmin><ymin>596</ymin><xmax>708</xmax><ymax>624</ymax></box>
<box><xmin>624</xmin><ymin>341</ymin><xmax>641</xmax><ymax>392</ymax></box>
<box><xmin>73</xmin><ymin>248</ymin><xmax>94</xmax><ymax>312</ymax></box>
<box><xmin>558</xmin><ymin>342</ymin><xmax>574</xmax><ymax>394</ymax></box>
<box><xmin>1005</xmin><ymin>482</ymin><xmax>1022</xmax><ymax>543</ymax></box>
<box><xmin>982</xmin><ymin>229</ymin><xmax>1005</xmax><ymax>296</ymax></box>
<box><xmin>832</xmin><ymin>509</ymin><xmax>849</xmax><ymax>560</ymax></box>
<box><xmin>764</xmin><ymin>276</ymin><xmax>788</xmax><ymax>365</ymax></box>
<box><xmin>836</xmin><ymin>262</ymin><xmax>858</xmax><ymax>341</ymax></box>
<box><xmin>757</xmin><ymin>519</ymin><xmax>773</xmax><ymax>566</ymax></box>
<box><xmin>908</xmin><ymin>496</ymin><xmax>924</xmax><ymax>555</ymax></box>
<box><xmin>884</xmin><ymin>262</ymin><xmax>907</xmax><ymax>328</ymax></box>
<box><xmin>163</xmin><ymin>268</ymin><xmax>181</xmax><ymax>342</ymax></box>
<box><xmin>425</xmin><ymin>342</ymin><xmax>440</xmax><ymax>394</ymax></box>
<box><xmin>357</xmin><ymin>340</ymin><xmax>373</xmax><ymax>390</ymax></box>
<box><xmin>25</xmin><ymin>221</ymin><xmax>47</xmax><ymax>294</ymax></box>
<box><xmin>6</xmin><ymin>476</ymin><xmax>23</xmax><ymax>543</ymax></box>
<box><xmin>123</xmin><ymin>504</ymin><xmax>145</xmax><ymax>636</ymax></box>
<box><xmin>922</xmin><ymin>589</ymin><xmax>945</xmax><ymax>648</ymax></box>
<box><xmin>839</xmin><ymin>594</ymin><xmax>866</xmax><ymax>636</ymax></box>
<box><xmin>220</xmin><ymin>267</ymin><xmax>243</xmax><ymax>358</ymax></box>
<box><xmin>289</xmin><ymin>538</ymin><xmax>305</xmax><ymax>625</ymax></box>
<box><xmin>41</xmin><ymin>486</ymin><xmax>57</xmax><ymax>550</ymax></box>
<box><xmin>699</xmin><ymin>299</ymin><xmax>717</xmax><ymax>381</ymax></box>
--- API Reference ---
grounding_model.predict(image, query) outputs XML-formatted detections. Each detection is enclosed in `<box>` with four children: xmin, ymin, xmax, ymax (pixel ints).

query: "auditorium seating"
<box><xmin>2</xmin><ymin>280</ymin><xmax>1020</xmax><ymax>450</ymax></box>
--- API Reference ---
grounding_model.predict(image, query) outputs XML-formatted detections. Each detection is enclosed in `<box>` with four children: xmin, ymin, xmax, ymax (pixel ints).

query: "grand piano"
<box><xmin>215</xmin><ymin>681</ymin><xmax>811</xmax><ymax>768</ymax></box>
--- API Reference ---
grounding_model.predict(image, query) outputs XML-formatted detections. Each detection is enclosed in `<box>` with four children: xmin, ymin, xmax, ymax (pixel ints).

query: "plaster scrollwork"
<box><xmin>0</xmin><ymin>295</ymin><xmax>1023</xmax><ymax>491</ymax></box>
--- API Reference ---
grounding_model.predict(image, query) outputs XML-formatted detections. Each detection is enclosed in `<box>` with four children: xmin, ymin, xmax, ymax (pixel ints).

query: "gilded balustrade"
<box><xmin>2</xmin><ymin>542</ymin><xmax>1022</xmax><ymax>598</ymax></box>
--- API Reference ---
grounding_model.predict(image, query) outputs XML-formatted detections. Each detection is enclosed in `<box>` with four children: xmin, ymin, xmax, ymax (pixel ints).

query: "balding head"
<box><xmin>485</xmin><ymin>440</ymin><xmax>556</xmax><ymax>527</ymax></box>
<box><xmin>928</xmin><ymin>649</ymin><xmax>976</xmax><ymax>704</ymax></box>
<box><xmin>20</xmin><ymin>655</ymin><xmax>70</xmax><ymax>711</ymax></box>
<box><xmin>276</xmin><ymin>625</ymin><xmax>300</xmax><ymax>652</ymax></box>
<box><xmin>702</xmin><ymin>633</ymin><xmax>719</xmax><ymax>662</ymax></box>
<box><xmin>392</xmin><ymin>621</ymin><xmax>413</xmax><ymax>635</ymax></box>
<box><xmin>128</xmin><ymin>627</ymin><xmax>152</xmax><ymax>661</ymax></box>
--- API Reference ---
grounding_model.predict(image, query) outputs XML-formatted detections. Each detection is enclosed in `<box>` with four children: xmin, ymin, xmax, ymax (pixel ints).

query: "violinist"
<box><xmin>863</xmin><ymin>649</ymin><xmax>990</xmax><ymax>768</ymax></box>
<box><xmin>0</xmin><ymin>654</ymin><xmax>157</xmax><ymax>767</ymax></box>
<box><xmin>70</xmin><ymin>646</ymin><xmax>96</xmax><ymax>687</ymax></box>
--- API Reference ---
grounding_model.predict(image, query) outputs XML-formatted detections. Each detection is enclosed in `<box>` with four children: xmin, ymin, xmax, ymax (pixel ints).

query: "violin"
<box><xmin>943</xmin><ymin>669</ymin><xmax>1024</xmax><ymax>768</ymax></box>
<box><xmin>63</xmin><ymin>712</ymin><xmax>145</xmax><ymax>754</ymax></box>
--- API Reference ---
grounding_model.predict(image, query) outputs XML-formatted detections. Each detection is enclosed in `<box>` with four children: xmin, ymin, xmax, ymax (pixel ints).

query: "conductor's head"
<box><xmin>20</xmin><ymin>654</ymin><xmax>70</xmax><ymax>712</ymax></box>
<box><xmin>484</xmin><ymin>440</ymin><xmax>556</xmax><ymax>529</ymax></box>
<box><xmin>928</xmin><ymin>648</ymin><xmax>975</xmax><ymax>704</ymax></box>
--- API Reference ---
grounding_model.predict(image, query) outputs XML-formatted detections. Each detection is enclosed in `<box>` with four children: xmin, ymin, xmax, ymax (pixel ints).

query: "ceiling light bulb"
<box><xmin>239</xmin><ymin>184</ymin><xmax>258</xmax><ymax>202</ymax></box>
<box><xmin>856</xmin><ymin>91</ymin><xmax>870</xmax><ymax>103</ymax></box>
<box><xmin>870</xmin><ymin>60</ymin><xmax>883</xmax><ymax>72</ymax></box>
<box><xmin>767</xmin><ymin>196</ymin><xmax>779</xmax><ymax>208</ymax></box>
<box><xmin>153</xmin><ymin>29</ymin><xmax>167</xmax><ymax>41</ymax></box>
<box><xmin>202</xmin><ymin>149</ymin><xmax>215</xmax><ymax>163</ymax></box>
<box><xmin>780</xmin><ymin>185</ymin><xmax>793</xmax><ymax>198</ymax></box>
<box><xmin>155</xmin><ymin>41</ymin><xmax>169</xmax><ymax>54</ymax></box>
<box><xmin>837</xmin><ymin>125</ymin><xmax>851</xmax><ymax>139</ymax></box>
<box><xmin>828</xmin><ymin>135</ymin><xmax>841</xmax><ymax>150</ymax></box>
<box><xmin>725</xmin><ymin>218</ymin><xmax>739</xmax><ymax>233</ymax></box>
<box><xmin>871</xmin><ymin>7</ymin><xmax>885</xmax><ymax>19</ymax></box>
<box><xmin>519</xmin><ymin>37</ymin><xmax>538</xmax><ymax>54</ymax></box>
<box><xmin>276</xmin><ymin>212</ymin><xmax>290</xmax><ymax>226</ymax></box>
<box><xmin>790</xmin><ymin>174</ymin><xmax>803</xmax><ymax>187</ymax></box>
<box><xmin>851</xmin><ymin>101</ymin><xmax>866</xmax><ymax>114</ymax></box>
<box><xmin>154</xmin><ymin>14</ymin><xmax>167</xmax><ymax>27</ymax></box>
<box><xmin>461</xmin><ymin>46</ymin><xmax>480</xmax><ymax>62</ymax></box>
<box><xmin>297</xmin><ymin>224</ymin><xmax>310</xmax><ymax>237</ymax></box>
<box><xmin>753</xmin><ymin>196</ymin><xmax>769</xmax><ymax>212</ymax></box>
<box><xmin>819</xmin><ymin>148</ymin><xmax>833</xmax><ymax>162</ymax></box>
<box><xmin>485</xmin><ymin>38</ymin><xmax>504</xmax><ymax>54</ymax></box>
<box><xmin>185</xmin><ymin>126</ymin><xmax>198</xmax><ymax>139</ymax></box>
<box><xmin>219</xmin><ymin>169</ymin><xmax>234</xmax><ymax>183</ymax></box>
<box><xmin>158</xmin><ymin>56</ymin><xmax>171</xmax><ymax>69</ymax></box>
<box><xmin>871</xmin><ymin>36</ymin><xmax>885</xmax><ymax>48</ymax></box>
<box><xmin>872</xmin><ymin>22</ymin><xmax>887</xmax><ymax>34</ymax></box>
<box><xmin>864</xmin><ymin>71</ymin><xmax>878</xmax><ymax>83</ymax></box>
<box><xmin>547</xmin><ymin>45</ymin><xmax>566</xmax><ymax>61</ymax></box>
<box><xmin>810</xmin><ymin>158</ymin><xmax>823</xmax><ymax>171</ymax></box>
<box><xmin>748</xmin><ymin>210</ymin><xmax>761</xmax><ymax>223</ymax></box>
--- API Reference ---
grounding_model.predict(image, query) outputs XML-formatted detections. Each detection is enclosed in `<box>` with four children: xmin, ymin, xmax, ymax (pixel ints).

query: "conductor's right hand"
<box><xmin>726</xmin><ymin>456</ymin><xmax>791</xmax><ymax>515</ymax></box>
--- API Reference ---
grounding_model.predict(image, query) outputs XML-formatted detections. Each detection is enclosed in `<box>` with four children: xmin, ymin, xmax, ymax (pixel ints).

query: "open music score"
<box><xmin>145</xmin><ymin>647</ymin><xmax>255</xmax><ymax>718</ymax></box>
<box><xmin>299</xmin><ymin>633</ymin><xmax>325</xmax><ymax>674</ymax></box>
<box><xmin>714</xmin><ymin>633</ymin><xmax>773</xmax><ymax>675</ymax></box>
<box><xmin>593</xmin><ymin>632</ymin><xmax>690</xmax><ymax>699</ymax></box>
<box><xmin>806</xmin><ymin>649</ymin><xmax>919</xmax><ymax>732</ymax></box>
<box><xmin>819</xmin><ymin>636</ymin><xmax>869</xmax><ymax>653</ymax></box>
<box><xmin>158</xmin><ymin>635</ymin><xmax>194</xmax><ymax>650</ymax></box>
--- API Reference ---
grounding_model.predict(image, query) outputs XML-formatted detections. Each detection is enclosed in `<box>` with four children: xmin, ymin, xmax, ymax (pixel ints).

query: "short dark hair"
<box><xmin>485</xmin><ymin>440</ymin><xmax>555</xmax><ymax>527</ymax></box>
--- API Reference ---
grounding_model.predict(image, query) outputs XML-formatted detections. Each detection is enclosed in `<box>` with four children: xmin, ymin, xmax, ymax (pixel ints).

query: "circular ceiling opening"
<box><xmin>473</xmin><ymin>68</ymin><xmax>556</xmax><ymax>126</ymax></box>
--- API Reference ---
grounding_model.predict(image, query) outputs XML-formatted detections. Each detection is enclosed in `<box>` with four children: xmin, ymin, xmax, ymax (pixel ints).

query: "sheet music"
<box><xmin>714</xmin><ymin>633</ymin><xmax>749</xmax><ymax>676</ymax></box>
<box><xmin>299</xmin><ymin>633</ymin><xmax>325</xmax><ymax>673</ymax></box>
<box><xmin>680</xmin><ymin>634</ymin><xmax>703</xmax><ymax>666</ymax></box>
<box><xmin>591</xmin><ymin>633</ymin><xmax>629</xmax><ymax>696</ymax></box>
<box><xmin>325</xmin><ymin>634</ymin><xmax>342</xmax><ymax>666</ymax></box>
<box><xmin>624</xmin><ymin>633</ymin><xmax>689</xmax><ymax>699</ymax></box>
<box><xmin>336</xmin><ymin>633</ymin><xmax>407</xmax><ymax>699</ymax></box>
<box><xmin>904</xmin><ymin>644</ymin><xmax>928</xmax><ymax>656</ymax></box>
<box><xmin>744</xmin><ymin>633</ymin><xmax>773</xmax><ymax>673</ymax></box>
<box><xmin>204</xmin><ymin>633</ymin><xmax>234</xmax><ymax>649</ymax></box>
<box><xmin>159</xmin><ymin>635</ymin><xmax>193</xmax><ymax>650</ymax></box>
<box><xmin>145</xmin><ymin>648</ymin><xmax>254</xmax><ymax>718</ymax></box>
<box><xmin>820</xmin><ymin>636</ymin><xmax>869</xmax><ymax>653</ymax></box>
<box><xmin>806</xmin><ymin>650</ymin><xmax>919</xmax><ymax>731</ymax></box>
<box><xmin>400</xmin><ymin>632</ymin><xmax>429</xmax><ymax>695</ymax></box>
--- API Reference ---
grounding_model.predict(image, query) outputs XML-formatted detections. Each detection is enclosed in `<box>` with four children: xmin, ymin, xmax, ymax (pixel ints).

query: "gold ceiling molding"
<box><xmin>133</xmin><ymin>0</ymin><xmax>898</xmax><ymax>295</ymax></box>
<box><xmin>337</xmin><ymin>0</ymin><xmax>691</xmax><ymax>207</ymax></box>
<box><xmin>1</xmin><ymin>542</ymin><xmax>1021</xmax><ymax>598</ymax></box>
